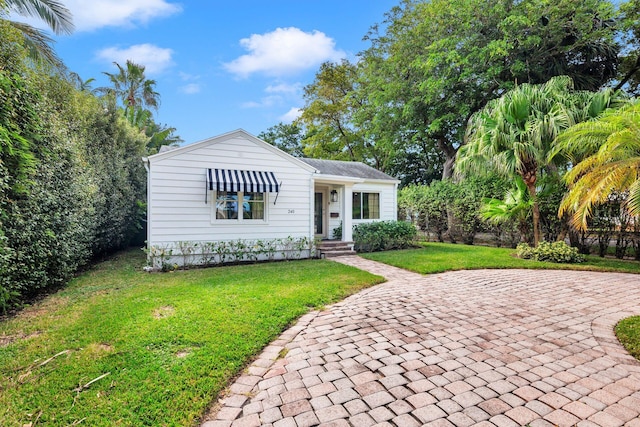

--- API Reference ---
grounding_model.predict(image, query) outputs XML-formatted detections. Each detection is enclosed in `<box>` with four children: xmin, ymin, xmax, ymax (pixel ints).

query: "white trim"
<box><xmin>313</xmin><ymin>174</ymin><xmax>400</xmax><ymax>185</ymax></box>
<box><xmin>210</xmin><ymin>190</ymin><xmax>269</xmax><ymax>224</ymax></box>
<box><xmin>313</xmin><ymin>175</ymin><xmax>365</xmax><ymax>184</ymax></box>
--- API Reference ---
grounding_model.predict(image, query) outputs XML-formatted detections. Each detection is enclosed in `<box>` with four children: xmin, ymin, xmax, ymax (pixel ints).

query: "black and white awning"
<box><xmin>208</xmin><ymin>168</ymin><xmax>280</xmax><ymax>193</ymax></box>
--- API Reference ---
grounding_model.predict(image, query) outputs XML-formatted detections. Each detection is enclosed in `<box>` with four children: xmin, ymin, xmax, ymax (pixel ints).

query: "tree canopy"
<box><xmin>294</xmin><ymin>0</ymin><xmax>625</xmax><ymax>182</ymax></box>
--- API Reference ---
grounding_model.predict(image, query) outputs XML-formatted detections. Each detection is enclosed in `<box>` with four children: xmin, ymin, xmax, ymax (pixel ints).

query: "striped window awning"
<box><xmin>208</xmin><ymin>168</ymin><xmax>280</xmax><ymax>193</ymax></box>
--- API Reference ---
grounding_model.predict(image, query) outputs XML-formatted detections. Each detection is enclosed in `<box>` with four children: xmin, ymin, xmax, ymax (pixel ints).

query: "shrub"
<box><xmin>516</xmin><ymin>241</ymin><xmax>585</xmax><ymax>263</ymax></box>
<box><xmin>146</xmin><ymin>237</ymin><xmax>316</xmax><ymax>269</ymax></box>
<box><xmin>353</xmin><ymin>221</ymin><xmax>417</xmax><ymax>253</ymax></box>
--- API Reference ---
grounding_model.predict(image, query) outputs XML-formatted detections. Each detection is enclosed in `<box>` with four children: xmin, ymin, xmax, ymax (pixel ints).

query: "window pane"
<box><xmin>352</xmin><ymin>192</ymin><xmax>362</xmax><ymax>219</ymax></box>
<box><xmin>243</xmin><ymin>192</ymin><xmax>265</xmax><ymax>220</ymax></box>
<box><xmin>364</xmin><ymin>193</ymin><xmax>380</xmax><ymax>219</ymax></box>
<box><xmin>216</xmin><ymin>191</ymin><xmax>238</xmax><ymax>219</ymax></box>
<box><xmin>363</xmin><ymin>193</ymin><xmax>370</xmax><ymax>219</ymax></box>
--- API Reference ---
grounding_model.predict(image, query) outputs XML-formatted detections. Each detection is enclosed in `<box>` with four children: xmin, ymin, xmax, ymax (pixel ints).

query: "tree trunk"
<box><xmin>526</xmin><ymin>181</ymin><xmax>541</xmax><ymax>247</ymax></box>
<box><xmin>437</xmin><ymin>137</ymin><xmax>457</xmax><ymax>180</ymax></box>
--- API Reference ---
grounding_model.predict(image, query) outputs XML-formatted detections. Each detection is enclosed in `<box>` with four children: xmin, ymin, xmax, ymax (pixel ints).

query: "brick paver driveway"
<box><xmin>204</xmin><ymin>256</ymin><xmax>640</xmax><ymax>427</ymax></box>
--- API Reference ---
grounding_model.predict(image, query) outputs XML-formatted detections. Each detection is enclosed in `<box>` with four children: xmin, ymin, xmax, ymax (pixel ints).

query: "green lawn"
<box><xmin>616</xmin><ymin>316</ymin><xmax>640</xmax><ymax>360</ymax></box>
<box><xmin>0</xmin><ymin>250</ymin><xmax>383</xmax><ymax>426</ymax></box>
<box><xmin>361</xmin><ymin>242</ymin><xmax>640</xmax><ymax>275</ymax></box>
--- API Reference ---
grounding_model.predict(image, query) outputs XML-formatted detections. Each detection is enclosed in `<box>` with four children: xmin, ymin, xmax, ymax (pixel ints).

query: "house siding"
<box><xmin>325</xmin><ymin>182</ymin><xmax>398</xmax><ymax>237</ymax></box>
<box><xmin>147</xmin><ymin>133</ymin><xmax>315</xmax><ymax>251</ymax></box>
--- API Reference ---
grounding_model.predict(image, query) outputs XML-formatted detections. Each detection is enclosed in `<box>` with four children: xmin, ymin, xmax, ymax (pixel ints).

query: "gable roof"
<box><xmin>301</xmin><ymin>158</ymin><xmax>397</xmax><ymax>181</ymax></box>
<box><xmin>144</xmin><ymin>129</ymin><xmax>317</xmax><ymax>173</ymax></box>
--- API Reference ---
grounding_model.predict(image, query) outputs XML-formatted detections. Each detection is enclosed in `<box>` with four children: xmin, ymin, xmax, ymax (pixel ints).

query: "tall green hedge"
<box><xmin>0</xmin><ymin>24</ymin><xmax>147</xmax><ymax>310</ymax></box>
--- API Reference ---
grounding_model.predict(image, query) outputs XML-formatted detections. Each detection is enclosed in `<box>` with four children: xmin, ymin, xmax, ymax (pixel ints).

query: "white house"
<box><xmin>143</xmin><ymin>129</ymin><xmax>399</xmax><ymax>267</ymax></box>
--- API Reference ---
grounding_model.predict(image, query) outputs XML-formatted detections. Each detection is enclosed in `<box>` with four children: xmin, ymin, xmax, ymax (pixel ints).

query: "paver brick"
<box><xmin>363</xmin><ymin>391</ymin><xmax>395</xmax><ymax>408</ymax></box>
<box><xmin>204</xmin><ymin>260</ymin><xmax>640</xmax><ymax>427</ymax></box>
<box><xmin>230</xmin><ymin>414</ymin><xmax>260</xmax><ymax>427</ymax></box>
<box><xmin>348</xmin><ymin>412</ymin><xmax>376</xmax><ymax>426</ymax></box>
<box><xmin>412</xmin><ymin>404</ymin><xmax>448</xmax><ymax>423</ymax></box>
<box><xmin>328</xmin><ymin>387</ymin><xmax>359</xmax><ymax>405</ymax></box>
<box><xmin>369</xmin><ymin>406</ymin><xmax>395</xmax><ymax>422</ymax></box>
<box><xmin>446</xmin><ymin>411</ymin><xmax>476</xmax><ymax>427</ymax></box>
<box><xmin>315</xmin><ymin>404</ymin><xmax>349</xmax><ymax>423</ymax></box>
<box><xmin>504</xmin><ymin>406</ymin><xmax>538</xmax><ymax>425</ymax></box>
<box><xmin>294</xmin><ymin>411</ymin><xmax>320</xmax><ymax>427</ymax></box>
<box><xmin>545</xmin><ymin>409</ymin><xmax>581</xmax><ymax>426</ymax></box>
<box><xmin>478</xmin><ymin>397</ymin><xmax>511</xmax><ymax>416</ymax></box>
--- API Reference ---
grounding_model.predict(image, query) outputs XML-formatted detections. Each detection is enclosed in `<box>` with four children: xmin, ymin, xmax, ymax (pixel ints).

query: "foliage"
<box><xmin>555</xmin><ymin>102</ymin><xmax>640</xmax><ymax>229</ymax></box>
<box><xmin>355</xmin><ymin>0</ymin><xmax>621</xmax><ymax>179</ymax></box>
<box><xmin>352</xmin><ymin>221</ymin><xmax>417</xmax><ymax>252</ymax></box>
<box><xmin>481</xmin><ymin>176</ymin><xmax>533</xmax><ymax>246</ymax></box>
<box><xmin>298</xmin><ymin>60</ymin><xmax>369</xmax><ymax>163</ymax></box>
<box><xmin>144</xmin><ymin>120</ymin><xmax>183</xmax><ymax>154</ymax></box>
<box><xmin>100</xmin><ymin>60</ymin><xmax>160</xmax><ymax>113</ymax></box>
<box><xmin>362</xmin><ymin>242</ymin><xmax>639</xmax><ymax>275</ymax></box>
<box><xmin>457</xmin><ymin>76</ymin><xmax>620</xmax><ymax>245</ymax></box>
<box><xmin>516</xmin><ymin>241</ymin><xmax>585</xmax><ymax>263</ymax></box>
<box><xmin>0</xmin><ymin>7</ymin><xmax>181</xmax><ymax>311</ymax></box>
<box><xmin>1</xmin><ymin>0</ymin><xmax>74</xmax><ymax>69</ymax></box>
<box><xmin>0</xmin><ymin>63</ymin><xmax>148</xmax><ymax>310</ymax></box>
<box><xmin>145</xmin><ymin>237</ymin><xmax>316</xmax><ymax>269</ymax></box>
<box><xmin>398</xmin><ymin>176</ymin><xmax>508</xmax><ymax>244</ymax></box>
<box><xmin>0</xmin><ymin>70</ymin><xmax>38</xmax><ymax>196</ymax></box>
<box><xmin>0</xmin><ymin>249</ymin><xmax>382</xmax><ymax>426</ymax></box>
<box><xmin>258</xmin><ymin>122</ymin><xmax>306</xmax><ymax>157</ymax></box>
<box><xmin>618</xmin><ymin>0</ymin><xmax>640</xmax><ymax>95</ymax></box>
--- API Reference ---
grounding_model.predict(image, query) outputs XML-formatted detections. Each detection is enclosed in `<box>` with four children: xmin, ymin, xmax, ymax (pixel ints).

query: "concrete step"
<box><xmin>317</xmin><ymin>240</ymin><xmax>354</xmax><ymax>249</ymax></box>
<box><xmin>317</xmin><ymin>241</ymin><xmax>357</xmax><ymax>258</ymax></box>
<box><xmin>322</xmin><ymin>249</ymin><xmax>357</xmax><ymax>258</ymax></box>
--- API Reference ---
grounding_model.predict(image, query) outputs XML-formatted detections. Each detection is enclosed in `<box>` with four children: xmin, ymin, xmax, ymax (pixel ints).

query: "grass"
<box><xmin>360</xmin><ymin>242</ymin><xmax>640</xmax><ymax>275</ymax></box>
<box><xmin>0</xmin><ymin>249</ymin><xmax>383</xmax><ymax>426</ymax></box>
<box><xmin>615</xmin><ymin>316</ymin><xmax>640</xmax><ymax>360</ymax></box>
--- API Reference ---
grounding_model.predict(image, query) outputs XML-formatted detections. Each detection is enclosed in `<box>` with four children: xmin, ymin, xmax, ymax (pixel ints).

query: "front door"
<box><xmin>314</xmin><ymin>192</ymin><xmax>324</xmax><ymax>237</ymax></box>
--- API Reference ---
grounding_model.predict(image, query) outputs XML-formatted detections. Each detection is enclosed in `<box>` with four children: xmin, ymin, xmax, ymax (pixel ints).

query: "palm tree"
<box><xmin>555</xmin><ymin>102</ymin><xmax>640</xmax><ymax>230</ymax></box>
<box><xmin>101</xmin><ymin>60</ymin><xmax>160</xmax><ymax>114</ymax></box>
<box><xmin>2</xmin><ymin>0</ymin><xmax>74</xmax><ymax>68</ymax></box>
<box><xmin>145</xmin><ymin>122</ymin><xmax>183</xmax><ymax>154</ymax></box>
<box><xmin>457</xmin><ymin>76</ymin><xmax>620</xmax><ymax>246</ymax></box>
<box><xmin>480</xmin><ymin>176</ymin><xmax>534</xmax><ymax>244</ymax></box>
<box><xmin>67</xmin><ymin>71</ymin><xmax>96</xmax><ymax>93</ymax></box>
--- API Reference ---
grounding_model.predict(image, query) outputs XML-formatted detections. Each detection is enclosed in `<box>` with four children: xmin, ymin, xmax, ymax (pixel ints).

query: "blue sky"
<box><xmin>25</xmin><ymin>1</ymin><xmax>398</xmax><ymax>145</ymax></box>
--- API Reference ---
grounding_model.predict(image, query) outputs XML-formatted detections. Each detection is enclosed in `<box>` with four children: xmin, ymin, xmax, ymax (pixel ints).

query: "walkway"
<box><xmin>203</xmin><ymin>256</ymin><xmax>640</xmax><ymax>427</ymax></box>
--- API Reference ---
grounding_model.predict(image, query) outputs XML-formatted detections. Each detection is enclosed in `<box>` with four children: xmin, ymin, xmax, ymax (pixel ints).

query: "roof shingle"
<box><xmin>300</xmin><ymin>158</ymin><xmax>396</xmax><ymax>181</ymax></box>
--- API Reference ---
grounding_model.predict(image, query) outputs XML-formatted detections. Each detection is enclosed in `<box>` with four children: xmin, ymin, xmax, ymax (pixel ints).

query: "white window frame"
<box><xmin>352</xmin><ymin>192</ymin><xmax>380</xmax><ymax>220</ymax></box>
<box><xmin>212</xmin><ymin>190</ymin><xmax>269</xmax><ymax>223</ymax></box>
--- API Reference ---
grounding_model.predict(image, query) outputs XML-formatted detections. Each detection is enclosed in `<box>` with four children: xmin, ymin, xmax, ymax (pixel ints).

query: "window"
<box><xmin>216</xmin><ymin>191</ymin><xmax>265</xmax><ymax>221</ymax></box>
<box><xmin>243</xmin><ymin>192</ymin><xmax>265</xmax><ymax>220</ymax></box>
<box><xmin>352</xmin><ymin>192</ymin><xmax>380</xmax><ymax>220</ymax></box>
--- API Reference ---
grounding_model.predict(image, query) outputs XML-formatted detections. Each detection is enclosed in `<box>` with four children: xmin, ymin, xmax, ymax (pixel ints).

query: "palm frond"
<box><xmin>7</xmin><ymin>0</ymin><xmax>74</xmax><ymax>35</ymax></box>
<box><xmin>6</xmin><ymin>20</ymin><xmax>64</xmax><ymax>69</ymax></box>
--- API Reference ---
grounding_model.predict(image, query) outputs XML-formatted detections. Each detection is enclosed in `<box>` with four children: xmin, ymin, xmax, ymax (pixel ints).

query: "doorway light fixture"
<box><xmin>330</xmin><ymin>189</ymin><xmax>338</xmax><ymax>203</ymax></box>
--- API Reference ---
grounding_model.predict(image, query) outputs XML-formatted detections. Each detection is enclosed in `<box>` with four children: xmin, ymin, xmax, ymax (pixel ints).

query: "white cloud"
<box><xmin>179</xmin><ymin>72</ymin><xmax>199</xmax><ymax>81</ymax></box>
<box><xmin>180</xmin><ymin>83</ymin><xmax>201</xmax><ymax>94</ymax></box>
<box><xmin>241</xmin><ymin>96</ymin><xmax>283</xmax><ymax>109</ymax></box>
<box><xmin>280</xmin><ymin>107</ymin><xmax>303</xmax><ymax>123</ymax></box>
<box><xmin>96</xmin><ymin>44</ymin><xmax>174</xmax><ymax>74</ymax></box>
<box><xmin>266</xmin><ymin>82</ymin><xmax>302</xmax><ymax>95</ymax></box>
<box><xmin>177</xmin><ymin>73</ymin><xmax>201</xmax><ymax>94</ymax></box>
<box><xmin>224</xmin><ymin>27</ymin><xmax>345</xmax><ymax>78</ymax></box>
<box><xmin>66</xmin><ymin>0</ymin><xmax>181</xmax><ymax>31</ymax></box>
